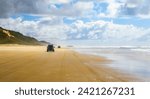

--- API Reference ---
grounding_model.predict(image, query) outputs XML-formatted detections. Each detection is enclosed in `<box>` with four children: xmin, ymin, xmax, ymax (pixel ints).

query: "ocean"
<box><xmin>74</xmin><ymin>46</ymin><xmax>150</xmax><ymax>81</ymax></box>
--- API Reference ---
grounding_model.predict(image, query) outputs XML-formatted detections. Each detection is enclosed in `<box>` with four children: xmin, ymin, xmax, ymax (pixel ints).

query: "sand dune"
<box><xmin>0</xmin><ymin>45</ymin><xmax>136</xmax><ymax>82</ymax></box>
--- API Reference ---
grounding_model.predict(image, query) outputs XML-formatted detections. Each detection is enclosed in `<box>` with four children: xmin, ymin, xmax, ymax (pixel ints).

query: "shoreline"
<box><xmin>75</xmin><ymin>48</ymin><xmax>150</xmax><ymax>81</ymax></box>
<box><xmin>0</xmin><ymin>45</ymin><xmax>138</xmax><ymax>82</ymax></box>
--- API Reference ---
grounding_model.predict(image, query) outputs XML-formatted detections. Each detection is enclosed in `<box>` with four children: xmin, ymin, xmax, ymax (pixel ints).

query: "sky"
<box><xmin>0</xmin><ymin>0</ymin><xmax>150</xmax><ymax>46</ymax></box>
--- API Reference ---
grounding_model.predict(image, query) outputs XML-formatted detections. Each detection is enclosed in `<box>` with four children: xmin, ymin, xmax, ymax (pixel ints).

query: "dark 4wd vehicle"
<box><xmin>47</xmin><ymin>44</ymin><xmax>55</xmax><ymax>52</ymax></box>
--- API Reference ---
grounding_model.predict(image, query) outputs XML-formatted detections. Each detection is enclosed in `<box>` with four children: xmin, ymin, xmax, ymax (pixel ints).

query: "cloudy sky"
<box><xmin>0</xmin><ymin>0</ymin><xmax>150</xmax><ymax>46</ymax></box>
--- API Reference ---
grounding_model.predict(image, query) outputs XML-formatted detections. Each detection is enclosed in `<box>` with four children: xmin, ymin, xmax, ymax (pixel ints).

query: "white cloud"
<box><xmin>98</xmin><ymin>0</ymin><xmax>125</xmax><ymax>18</ymax></box>
<box><xmin>0</xmin><ymin>0</ymin><xmax>150</xmax><ymax>46</ymax></box>
<box><xmin>67</xmin><ymin>20</ymin><xmax>150</xmax><ymax>43</ymax></box>
<box><xmin>1</xmin><ymin>17</ymin><xmax>150</xmax><ymax>45</ymax></box>
<box><xmin>80</xmin><ymin>0</ymin><xmax>150</xmax><ymax>19</ymax></box>
<box><xmin>47</xmin><ymin>1</ymin><xmax>94</xmax><ymax>17</ymax></box>
<box><xmin>48</xmin><ymin>0</ymin><xmax>70</xmax><ymax>4</ymax></box>
<box><xmin>0</xmin><ymin>17</ymin><xmax>68</xmax><ymax>41</ymax></box>
<box><xmin>0</xmin><ymin>0</ymin><xmax>71</xmax><ymax>18</ymax></box>
<box><xmin>0</xmin><ymin>0</ymin><xmax>95</xmax><ymax>18</ymax></box>
<box><xmin>51</xmin><ymin>0</ymin><xmax>150</xmax><ymax>19</ymax></box>
<box><xmin>106</xmin><ymin>0</ymin><xmax>121</xmax><ymax>17</ymax></box>
<box><xmin>119</xmin><ymin>0</ymin><xmax>150</xmax><ymax>18</ymax></box>
<box><xmin>1</xmin><ymin>0</ymin><xmax>150</xmax><ymax>19</ymax></box>
<box><xmin>74</xmin><ymin>1</ymin><xmax>94</xmax><ymax>11</ymax></box>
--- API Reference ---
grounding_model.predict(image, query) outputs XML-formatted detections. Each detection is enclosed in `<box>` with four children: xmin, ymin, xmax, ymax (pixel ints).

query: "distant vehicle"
<box><xmin>58</xmin><ymin>45</ymin><xmax>61</xmax><ymax>48</ymax></box>
<box><xmin>47</xmin><ymin>44</ymin><xmax>54</xmax><ymax>52</ymax></box>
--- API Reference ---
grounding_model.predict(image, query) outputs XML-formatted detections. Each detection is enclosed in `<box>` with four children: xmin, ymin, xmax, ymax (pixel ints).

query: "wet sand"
<box><xmin>0</xmin><ymin>45</ymin><xmax>136</xmax><ymax>82</ymax></box>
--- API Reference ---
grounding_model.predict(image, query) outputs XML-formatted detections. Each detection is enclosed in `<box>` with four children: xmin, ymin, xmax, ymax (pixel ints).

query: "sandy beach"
<box><xmin>0</xmin><ymin>45</ymin><xmax>136</xmax><ymax>82</ymax></box>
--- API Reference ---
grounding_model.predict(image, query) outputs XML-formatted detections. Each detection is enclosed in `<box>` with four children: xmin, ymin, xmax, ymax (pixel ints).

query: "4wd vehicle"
<box><xmin>47</xmin><ymin>44</ymin><xmax>54</xmax><ymax>52</ymax></box>
<box><xmin>58</xmin><ymin>45</ymin><xmax>61</xmax><ymax>48</ymax></box>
